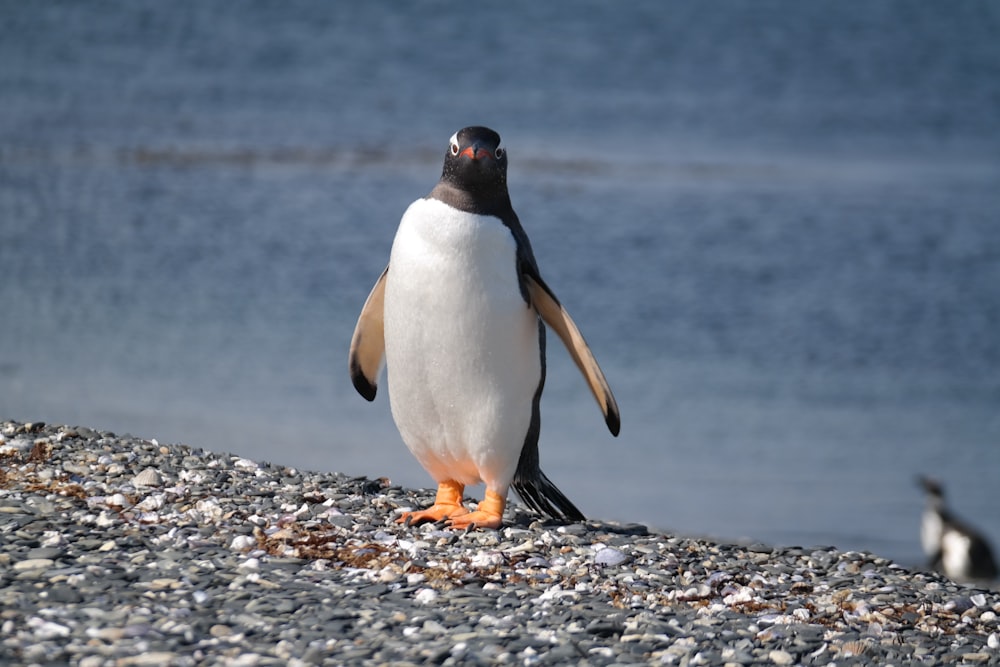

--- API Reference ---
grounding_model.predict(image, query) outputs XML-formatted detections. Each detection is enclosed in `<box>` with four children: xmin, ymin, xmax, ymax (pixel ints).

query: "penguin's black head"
<box><xmin>440</xmin><ymin>126</ymin><xmax>508</xmax><ymax>195</ymax></box>
<box><xmin>919</xmin><ymin>475</ymin><xmax>945</xmax><ymax>500</ymax></box>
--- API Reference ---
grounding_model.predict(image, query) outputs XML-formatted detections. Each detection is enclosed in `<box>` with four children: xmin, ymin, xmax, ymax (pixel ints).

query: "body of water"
<box><xmin>3</xmin><ymin>1</ymin><xmax>999</xmax><ymax>569</ymax></box>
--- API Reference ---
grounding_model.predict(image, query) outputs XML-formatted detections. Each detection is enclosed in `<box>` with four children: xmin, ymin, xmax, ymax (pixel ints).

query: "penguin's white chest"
<box><xmin>940</xmin><ymin>530</ymin><xmax>974</xmax><ymax>580</ymax></box>
<box><xmin>921</xmin><ymin>510</ymin><xmax>943</xmax><ymax>558</ymax></box>
<box><xmin>383</xmin><ymin>198</ymin><xmax>541</xmax><ymax>492</ymax></box>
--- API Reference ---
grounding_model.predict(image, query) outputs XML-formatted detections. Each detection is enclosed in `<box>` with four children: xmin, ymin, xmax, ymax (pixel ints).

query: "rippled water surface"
<box><xmin>3</xmin><ymin>1</ymin><xmax>999</xmax><ymax>567</ymax></box>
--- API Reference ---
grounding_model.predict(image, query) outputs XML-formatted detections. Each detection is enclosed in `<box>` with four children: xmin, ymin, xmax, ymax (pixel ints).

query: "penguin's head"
<box><xmin>919</xmin><ymin>475</ymin><xmax>945</xmax><ymax>503</ymax></box>
<box><xmin>441</xmin><ymin>126</ymin><xmax>507</xmax><ymax>194</ymax></box>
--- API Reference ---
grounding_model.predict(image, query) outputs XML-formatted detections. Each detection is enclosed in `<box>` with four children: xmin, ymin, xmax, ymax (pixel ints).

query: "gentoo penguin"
<box><xmin>918</xmin><ymin>476</ymin><xmax>998</xmax><ymax>582</ymax></box>
<box><xmin>349</xmin><ymin>126</ymin><xmax>620</xmax><ymax>529</ymax></box>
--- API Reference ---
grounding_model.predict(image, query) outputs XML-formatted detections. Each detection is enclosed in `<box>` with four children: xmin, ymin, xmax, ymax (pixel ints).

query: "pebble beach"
<box><xmin>1</xmin><ymin>420</ymin><xmax>998</xmax><ymax>666</ymax></box>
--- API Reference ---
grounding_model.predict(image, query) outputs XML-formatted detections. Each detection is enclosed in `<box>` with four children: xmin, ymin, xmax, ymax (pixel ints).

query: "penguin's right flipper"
<box><xmin>349</xmin><ymin>266</ymin><xmax>388</xmax><ymax>401</ymax></box>
<box><xmin>523</xmin><ymin>273</ymin><xmax>620</xmax><ymax>436</ymax></box>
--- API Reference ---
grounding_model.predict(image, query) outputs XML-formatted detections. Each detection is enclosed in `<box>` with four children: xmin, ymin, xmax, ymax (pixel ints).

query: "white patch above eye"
<box><xmin>494</xmin><ymin>138</ymin><xmax>505</xmax><ymax>158</ymax></box>
<box><xmin>449</xmin><ymin>132</ymin><xmax>460</xmax><ymax>155</ymax></box>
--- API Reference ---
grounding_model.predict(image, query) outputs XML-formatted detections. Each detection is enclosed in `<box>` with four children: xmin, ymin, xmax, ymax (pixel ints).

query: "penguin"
<box><xmin>349</xmin><ymin>126</ymin><xmax>620</xmax><ymax>530</ymax></box>
<box><xmin>918</xmin><ymin>476</ymin><xmax>998</xmax><ymax>583</ymax></box>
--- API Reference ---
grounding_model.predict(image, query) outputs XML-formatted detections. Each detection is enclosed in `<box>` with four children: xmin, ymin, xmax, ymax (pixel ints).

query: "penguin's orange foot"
<box><xmin>397</xmin><ymin>503</ymin><xmax>469</xmax><ymax>525</ymax></box>
<box><xmin>396</xmin><ymin>480</ymin><xmax>468</xmax><ymax>526</ymax></box>
<box><xmin>446</xmin><ymin>489</ymin><xmax>506</xmax><ymax>531</ymax></box>
<box><xmin>447</xmin><ymin>510</ymin><xmax>503</xmax><ymax>530</ymax></box>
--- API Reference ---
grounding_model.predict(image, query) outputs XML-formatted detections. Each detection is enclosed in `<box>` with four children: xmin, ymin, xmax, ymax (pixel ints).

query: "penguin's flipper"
<box><xmin>523</xmin><ymin>273</ymin><xmax>620</xmax><ymax>436</ymax></box>
<box><xmin>348</xmin><ymin>266</ymin><xmax>389</xmax><ymax>401</ymax></box>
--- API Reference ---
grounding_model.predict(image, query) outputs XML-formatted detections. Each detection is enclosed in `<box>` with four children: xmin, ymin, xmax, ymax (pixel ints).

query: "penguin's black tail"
<box><xmin>512</xmin><ymin>469</ymin><xmax>585</xmax><ymax>523</ymax></box>
<box><xmin>512</xmin><ymin>373</ymin><xmax>585</xmax><ymax>523</ymax></box>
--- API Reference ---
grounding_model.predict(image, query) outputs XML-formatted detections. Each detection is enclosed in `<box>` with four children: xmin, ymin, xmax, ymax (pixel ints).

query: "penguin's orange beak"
<box><xmin>460</xmin><ymin>145</ymin><xmax>488</xmax><ymax>160</ymax></box>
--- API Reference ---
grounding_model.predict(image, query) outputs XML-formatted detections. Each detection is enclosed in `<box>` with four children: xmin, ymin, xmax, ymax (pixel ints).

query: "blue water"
<box><xmin>3</xmin><ymin>1</ymin><xmax>999</xmax><ymax>568</ymax></box>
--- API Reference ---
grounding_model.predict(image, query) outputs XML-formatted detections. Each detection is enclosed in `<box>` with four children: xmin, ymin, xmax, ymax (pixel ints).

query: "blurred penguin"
<box><xmin>918</xmin><ymin>476</ymin><xmax>997</xmax><ymax>583</ymax></box>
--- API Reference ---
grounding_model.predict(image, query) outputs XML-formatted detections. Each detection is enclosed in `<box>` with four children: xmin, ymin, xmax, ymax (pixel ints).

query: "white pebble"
<box><xmin>239</xmin><ymin>557</ymin><xmax>261</xmax><ymax>570</ymax></box>
<box><xmin>233</xmin><ymin>458</ymin><xmax>259</xmax><ymax>471</ymax></box>
<box><xmin>376</xmin><ymin>567</ymin><xmax>398</xmax><ymax>583</ymax></box>
<box><xmin>179</xmin><ymin>469</ymin><xmax>205</xmax><ymax>484</ymax></box>
<box><xmin>41</xmin><ymin>531</ymin><xmax>63</xmax><ymax>547</ymax></box>
<box><xmin>27</xmin><ymin>617</ymin><xmax>70</xmax><ymax>640</ymax></box>
<box><xmin>414</xmin><ymin>588</ymin><xmax>438</xmax><ymax>604</ymax></box>
<box><xmin>14</xmin><ymin>558</ymin><xmax>55</xmax><ymax>571</ymax></box>
<box><xmin>769</xmin><ymin>649</ymin><xmax>794</xmax><ymax>665</ymax></box>
<box><xmin>230</xmin><ymin>535</ymin><xmax>257</xmax><ymax>551</ymax></box>
<box><xmin>193</xmin><ymin>498</ymin><xmax>223</xmax><ymax>523</ymax></box>
<box><xmin>135</xmin><ymin>493</ymin><xmax>165</xmax><ymax>511</ymax></box>
<box><xmin>593</xmin><ymin>547</ymin><xmax>628</xmax><ymax>567</ymax></box>
<box><xmin>470</xmin><ymin>550</ymin><xmax>503</xmax><ymax>568</ymax></box>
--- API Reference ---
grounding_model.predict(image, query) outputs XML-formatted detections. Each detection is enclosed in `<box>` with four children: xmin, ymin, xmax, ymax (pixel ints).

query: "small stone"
<box><xmin>27</xmin><ymin>617</ymin><xmax>70</xmax><ymax>639</ymax></box>
<box><xmin>594</xmin><ymin>547</ymin><xmax>629</xmax><ymax>567</ymax></box>
<box><xmin>46</xmin><ymin>585</ymin><xmax>84</xmax><ymax>604</ymax></box>
<box><xmin>415</xmin><ymin>588</ymin><xmax>438</xmax><ymax>604</ymax></box>
<box><xmin>422</xmin><ymin>619</ymin><xmax>446</xmax><ymax>634</ymax></box>
<box><xmin>327</xmin><ymin>514</ymin><xmax>354</xmax><ymax>528</ymax></box>
<box><xmin>14</xmin><ymin>558</ymin><xmax>54</xmax><ymax>571</ymax></box>
<box><xmin>210</xmin><ymin>624</ymin><xmax>233</xmax><ymax>637</ymax></box>
<box><xmin>26</xmin><ymin>547</ymin><xmax>63</xmax><ymax>560</ymax></box>
<box><xmin>769</xmin><ymin>649</ymin><xmax>795</xmax><ymax>665</ymax></box>
<box><xmin>230</xmin><ymin>535</ymin><xmax>257</xmax><ymax>551</ymax></box>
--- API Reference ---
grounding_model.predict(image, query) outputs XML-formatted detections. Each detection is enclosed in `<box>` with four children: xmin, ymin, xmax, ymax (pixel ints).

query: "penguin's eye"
<box><xmin>450</xmin><ymin>142</ymin><xmax>460</xmax><ymax>156</ymax></box>
<box><xmin>494</xmin><ymin>146</ymin><xmax>505</xmax><ymax>159</ymax></box>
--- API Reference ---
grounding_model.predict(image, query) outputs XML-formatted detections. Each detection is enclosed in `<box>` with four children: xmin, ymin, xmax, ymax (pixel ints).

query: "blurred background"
<box><xmin>2</xmin><ymin>1</ymin><xmax>999</xmax><ymax>569</ymax></box>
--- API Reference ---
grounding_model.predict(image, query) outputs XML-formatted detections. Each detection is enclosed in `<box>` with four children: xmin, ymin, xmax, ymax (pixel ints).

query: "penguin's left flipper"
<box><xmin>349</xmin><ymin>266</ymin><xmax>389</xmax><ymax>401</ymax></box>
<box><xmin>523</xmin><ymin>273</ymin><xmax>621</xmax><ymax>436</ymax></box>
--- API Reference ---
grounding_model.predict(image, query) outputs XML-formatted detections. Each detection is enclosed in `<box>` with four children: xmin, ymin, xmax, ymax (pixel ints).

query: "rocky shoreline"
<box><xmin>1</xmin><ymin>419</ymin><xmax>998</xmax><ymax>665</ymax></box>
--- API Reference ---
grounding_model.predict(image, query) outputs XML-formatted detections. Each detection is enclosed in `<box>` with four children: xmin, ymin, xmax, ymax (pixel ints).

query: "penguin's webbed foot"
<box><xmin>397</xmin><ymin>503</ymin><xmax>469</xmax><ymax>526</ymax></box>
<box><xmin>446</xmin><ymin>489</ymin><xmax>506</xmax><ymax>530</ymax></box>
<box><xmin>396</xmin><ymin>480</ymin><xmax>469</xmax><ymax>526</ymax></box>
<box><xmin>447</xmin><ymin>510</ymin><xmax>503</xmax><ymax>530</ymax></box>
